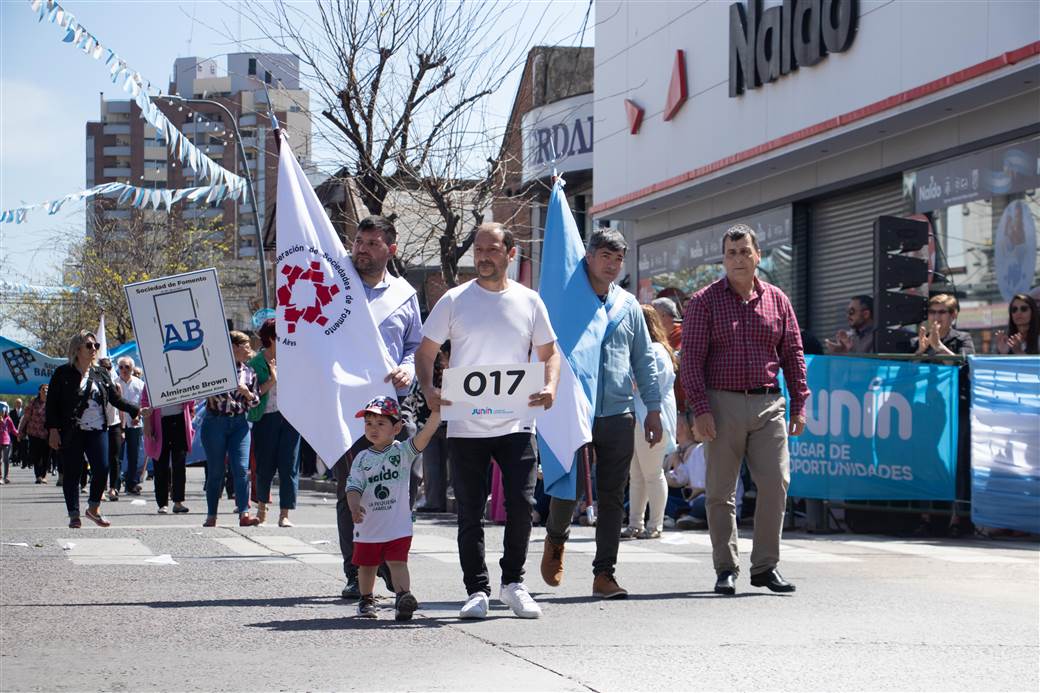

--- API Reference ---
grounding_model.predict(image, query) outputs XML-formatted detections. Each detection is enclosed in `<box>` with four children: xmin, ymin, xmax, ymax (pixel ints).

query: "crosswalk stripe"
<box><xmin>209</xmin><ymin>537</ymin><xmax>296</xmax><ymax>564</ymax></box>
<box><xmin>248</xmin><ymin>535</ymin><xmax>342</xmax><ymax>564</ymax></box>
<box><xmin>55</xmin><ymin>533</ymin><xmax>1031</xmax><ymax>568</ymax></box>
<box><xmin>57</xmin><ymin>538</ymin><xmax>167</xmax><ymax>566</ymax></box>
<box><xmin>673</xmin><ymin>533</ymin><xmax>861</xmax><ymax>563</ymax></box>
<box><xmin>842</xmin><ymin>539</ymin><xmax>1034</xmax><ymax>564</ymax></box>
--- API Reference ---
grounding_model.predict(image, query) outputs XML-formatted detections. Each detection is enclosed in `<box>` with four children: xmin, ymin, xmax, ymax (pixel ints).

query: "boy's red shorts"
<box><xmin>352</xmin><ymin>536</ymin><xmax>412</xmax><ymax>566</ymax></box>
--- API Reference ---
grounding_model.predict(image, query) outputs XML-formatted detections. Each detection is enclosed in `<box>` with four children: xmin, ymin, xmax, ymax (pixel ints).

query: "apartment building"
<box><xmin>84</xmin><ymin>52</ymin><xmax>311</xmax><ymax>326</ymax></box>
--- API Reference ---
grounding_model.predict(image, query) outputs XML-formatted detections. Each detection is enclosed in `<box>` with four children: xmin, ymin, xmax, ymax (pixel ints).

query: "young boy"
<box><xmin>346</xmin><ymin>395</ymin><xmax>441</xmax><ymax>620</ymax></box>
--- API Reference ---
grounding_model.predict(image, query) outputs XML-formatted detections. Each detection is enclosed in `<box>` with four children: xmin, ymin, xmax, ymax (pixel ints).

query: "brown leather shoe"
<box><xmin>540</xmin><ymin>536</ymin><xmax>565</xmax><ymax>587</ymax></box>
<box><xmin>592</xmin><ymin>572</ymin><xmax>628</xmax><ymax>599</ymax></box>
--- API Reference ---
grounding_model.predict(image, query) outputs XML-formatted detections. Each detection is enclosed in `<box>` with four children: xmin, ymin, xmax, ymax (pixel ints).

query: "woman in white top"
<box><xmin>623</xmin><ymin>304</ymin><xmax>678</xmax><ymax>539</ymax></box>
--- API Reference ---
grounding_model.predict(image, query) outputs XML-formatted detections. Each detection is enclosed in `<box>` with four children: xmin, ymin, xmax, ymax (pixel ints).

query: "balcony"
<box><xmin>104</xmin><ymin>209</ymin><xmax>132</xmax><ymax>220</ymax></box>
<box><xmin>103</xmin><ymin>123</ymin><xmax>131</xmax><ymax>135</ymax></box>
<box><xmin>102</xmin><ymin>167</ymin><xmax>132</xmax><ymax>178</ymax></box>
<box><xmin>237</xmin><ymin>246</ymin><xmax>257</xmax><ymax>258</ymax></box>
<box><xmin>106</xmin><ymin>101</ymin><xmax>132</xmax><ymax>114</ymax></box>
<box><xmin>103</xmin><ymin>146</ymin><xmax>131</xmax><ymax>156</ymax></box>
<box><xmin>200</xmin><ymin>145</ymin><xmax>225</xmax><ymax>157</ymax></box>
<box><xmin>240</xmin><ymin>137</ymin><xmax>258</xmax><ymax>149</ymax></box>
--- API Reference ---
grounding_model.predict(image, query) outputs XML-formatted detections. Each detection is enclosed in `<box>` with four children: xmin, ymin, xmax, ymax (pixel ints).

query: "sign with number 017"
<box><xmin>440</xmin><ymin>363</ymin><xmax>544</xmax><ymax>420</ymax></box>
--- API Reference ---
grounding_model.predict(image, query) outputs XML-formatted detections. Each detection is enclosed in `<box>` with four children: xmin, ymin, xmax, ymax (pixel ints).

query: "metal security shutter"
<box><xmin>809</xmin><ymin>179</ymin><xmax>909</xmax><ymax>341</ymax></box>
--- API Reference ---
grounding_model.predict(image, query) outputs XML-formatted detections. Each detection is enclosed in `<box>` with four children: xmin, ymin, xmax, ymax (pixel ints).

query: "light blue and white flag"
<box><xmin>534</xmin><ymin>181</ymin><xmax>605</xmax><ymax>499</ymax></box>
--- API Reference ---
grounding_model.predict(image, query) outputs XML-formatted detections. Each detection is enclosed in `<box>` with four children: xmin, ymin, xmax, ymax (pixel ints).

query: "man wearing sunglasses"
<box><xmin>825</xmin><ymin>295</ymin><xmax>876</xmax><ymax>355</ymax></box>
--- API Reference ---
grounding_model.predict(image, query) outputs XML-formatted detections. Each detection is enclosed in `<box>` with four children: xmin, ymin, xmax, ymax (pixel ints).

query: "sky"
<box><xmin>0</xmin><ymin>0</ymin><xmax>594</xmax><ymax>293</ymax></box>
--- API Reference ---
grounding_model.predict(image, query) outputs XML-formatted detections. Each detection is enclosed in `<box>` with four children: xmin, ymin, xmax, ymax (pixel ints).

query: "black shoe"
<box><xmin>341</xmin><ymin>572</ymin><xmax>361</xmax><ymax>600</ymax></box>
<box><xmin>394</xmin><ymin>591</ymin><xmax>418</xmax><ymax>621</ymax></box>
<box><xmin>714</xmin><ymin>570</ymin><xmax>737</xmax><ymax>595</ymax></box>
<box><xmin>357</xmin><ymin>594</ymin><xmax>378</xmax><ymax>618</ymax></box>
<box><xmin>377</xmin><ymin>562</ymin><xmax>394</xmax><ymax>593</ymax></box>
<box><xmin>750</xmin><ymin>568</ymin><xmax>796</xmax><ymax>593</ymax></box>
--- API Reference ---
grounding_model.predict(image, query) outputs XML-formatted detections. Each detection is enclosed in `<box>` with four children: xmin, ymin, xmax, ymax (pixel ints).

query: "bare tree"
<box><xmin>239</xmin><ymin>0</ymin><xmax>544</xmax><ymax>286</ymax></box>
<box><xmin>2</xmin><ymin>211</ymin><xmax>229</xmax><ymax>353</ymax></box>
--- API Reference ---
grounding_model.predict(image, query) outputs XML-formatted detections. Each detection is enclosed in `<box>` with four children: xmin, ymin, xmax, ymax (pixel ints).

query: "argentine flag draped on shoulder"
<box><xmin>535</xmin><ymin>179</ymin><xmax>635</xmax><ymax>499</ymax></box>
<box><xmin>274</xmin><ymin>130</ymin><xmax>396</xmax><ymax>467</ymax></box>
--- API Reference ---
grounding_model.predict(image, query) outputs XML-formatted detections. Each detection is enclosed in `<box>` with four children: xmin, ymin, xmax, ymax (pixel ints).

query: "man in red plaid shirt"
<box><xmin>680</xmin><ymin>223</ymin><xmax>810</xmax><ymax>596</ymax></box>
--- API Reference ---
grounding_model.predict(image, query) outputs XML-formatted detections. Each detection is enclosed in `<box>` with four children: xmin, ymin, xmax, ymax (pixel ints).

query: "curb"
<box><xmin>299</xmin><ymin>477</ymin><xmax>337</xmax><ymax>494</ymax></box>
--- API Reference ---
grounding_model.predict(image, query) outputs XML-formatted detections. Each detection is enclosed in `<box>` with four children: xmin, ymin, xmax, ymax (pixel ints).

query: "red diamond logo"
<box><xmin>625</xmin><ymin>99</ymin><xmax>645</xmax><ymax>134</ymax></box>
<box><xmin>664</xmin><ymin>50</ymin><xmax>688</xmax><ymax>122</ymax></box>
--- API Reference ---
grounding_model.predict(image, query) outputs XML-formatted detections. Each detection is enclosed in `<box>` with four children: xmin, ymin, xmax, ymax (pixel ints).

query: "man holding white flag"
<box><xmin>275</xmin><ymin>136</ymin><xmax>418</xmax><ymax>597</ymax></box>
<box><xmin>333</xmin><ymin>215</ymin><xmax>423</xmax><ymax>600</ymax></box>
<box><xmin>538</xmin><ymin>207</ymin><xmax>662</xmax><ymax>600</ymax></box>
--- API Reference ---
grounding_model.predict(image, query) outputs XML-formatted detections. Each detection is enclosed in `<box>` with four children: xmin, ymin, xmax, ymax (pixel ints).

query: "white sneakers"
<box><xmin>459</xmin><ymin>592</ymin><xmax>490</xmax><ymax>619</ymax></box>
<box><xmin>498</xmin><ymin>583</ymin><xmax>542</xmax><ymax>619</ymax></box>
<box><xmin>459</xmin><ymin>583</ymin><xmax>543</xmax><ymax>619</ymax></box>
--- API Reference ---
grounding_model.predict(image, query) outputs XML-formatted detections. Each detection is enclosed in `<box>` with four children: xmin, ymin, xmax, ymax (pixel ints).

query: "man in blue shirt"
<box><xmin>541</xmin><ymin>229</ymin><xmax>663</xmax><ymax>599</ymax></box>
<box><xmin>335</xmin><ymin>215</ymin><xmax>423</xmax><ymax>600</ymax></box>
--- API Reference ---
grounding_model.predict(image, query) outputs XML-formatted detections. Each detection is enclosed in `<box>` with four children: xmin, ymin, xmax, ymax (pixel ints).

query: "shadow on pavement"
<box><xmin>535</xmin><ymin>590</ymin><xmax>779</xmax><ymax>604</ymax></box>
<box><xmin>246</xmin><ymin>612</ymin><xmax>490</xmax><ymax>630</ymax></box>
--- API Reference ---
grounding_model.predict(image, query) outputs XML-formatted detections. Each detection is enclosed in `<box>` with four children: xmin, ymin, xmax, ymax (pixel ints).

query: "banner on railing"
<box><xmin>783</xmin><ymin>355</ymin><xmax>960</xmax><ymax>501</ymax></box>
<box><xmin>969</xmin><ymin>356</ymin><xmax>1040</xmax><ymax>533</ymax></box>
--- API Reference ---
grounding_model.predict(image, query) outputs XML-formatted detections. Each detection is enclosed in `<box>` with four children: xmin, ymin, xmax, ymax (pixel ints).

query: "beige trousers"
<box><xmin>628</xmin><ymin>426</ymin><xmax>671</xmax><ymax>532</ymax></box>
<box><xmin>705</xmin><ymin>390</ymin><xmax>790</xmax><ymax>576</ymax></box>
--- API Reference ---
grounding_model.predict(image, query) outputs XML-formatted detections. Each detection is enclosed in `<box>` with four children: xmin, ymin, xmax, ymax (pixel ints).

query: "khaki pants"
<box><xmin>705</xmin><ymin>390</ymin><xmax>790</xmax><ymax>577</ymax></box>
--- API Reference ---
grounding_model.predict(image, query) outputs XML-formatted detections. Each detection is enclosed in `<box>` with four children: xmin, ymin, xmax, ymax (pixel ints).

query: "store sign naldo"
<box><xmin>521</xmin><ymin>94</ymin><xmax>594</xmax><ymax>183</ymax></box>
<box><xmin>729</xmin><ymin>0</ymin><xmax>859</xmax><ymax>97</ymax></box>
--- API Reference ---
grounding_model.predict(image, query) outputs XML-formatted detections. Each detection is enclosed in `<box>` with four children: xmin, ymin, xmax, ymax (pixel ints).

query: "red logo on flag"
<box><xmin>277</xmin><ymin>260</ymin><xmax>341</xmax><ymax>334</ymax></box>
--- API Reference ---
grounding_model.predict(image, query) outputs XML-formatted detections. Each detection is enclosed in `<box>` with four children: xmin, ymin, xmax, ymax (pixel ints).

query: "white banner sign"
<box><xmin>124</xmin><ymin>268</ymin><xmax>238</xmax><ymax>407</ymax></box>
<box><xmin>441</xmin><ymin>363</ymin><xmax>543</xmax><ymax>420</ymax></box>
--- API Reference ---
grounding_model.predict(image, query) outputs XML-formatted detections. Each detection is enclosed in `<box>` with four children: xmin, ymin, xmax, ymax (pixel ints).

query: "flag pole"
<box><xmin>582</xmin><ymin>445</ymin><xmax>596</xmax><ymax>525</ymax></box>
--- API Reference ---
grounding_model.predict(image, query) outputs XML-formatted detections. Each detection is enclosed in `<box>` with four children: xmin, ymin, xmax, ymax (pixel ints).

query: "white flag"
<box><xmin>275</xmin><ymin>133</ymin><xmax>396</xmax><ymax>466</ymax></box>
<box><xmin>96</xmin><ymin>313</ymin><xmax>109</xmax><ymax>360</ymax></box>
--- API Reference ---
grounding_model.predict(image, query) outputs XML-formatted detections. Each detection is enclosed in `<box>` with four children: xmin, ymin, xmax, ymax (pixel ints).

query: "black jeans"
<box><xmin>420</xmin><ymin>423</ymin><xmax>450</xmax><ymax>510</ymax></box>
<box><xmin>29</xmin><ymin>436</ymin><xmax>50</xmax><ymax>479</ymax></box>
<box><xmin>545</xmin><ymin>413</ymin><xmax>635</xmax><ymax>577</ymax></box>
<box><xmin>60</xmin><ymin>428</ymin><xmax>108</xmax><ymax>515</ymax></box>
<box><xmin>450</xmin><ymin>433</ymin><xmax>538</xmax><ymax>595</ymax></box>
<box><xmin>107</xmin><ymin>424</ymin><xmax>124</xmax><ymax>490</ymax></box>
<box><xmin>154</xmin><ymin>415</ymin><xmax>188</xmax><ymax>508</ymax></box>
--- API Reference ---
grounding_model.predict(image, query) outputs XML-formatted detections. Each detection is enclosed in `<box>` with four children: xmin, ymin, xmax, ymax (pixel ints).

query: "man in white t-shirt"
<box><xmin>416</xmin><ymin>222</ymin><xmax>561</xmax><ymax>620</ymax></box>
<box><xmin>115</xmin><ymin>357</ymin><xmax>146</xmax><ymax>494</ymax></box>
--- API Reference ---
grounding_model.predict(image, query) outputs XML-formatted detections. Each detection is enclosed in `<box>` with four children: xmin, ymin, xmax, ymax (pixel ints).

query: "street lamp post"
<box><xmin>165</xmin><ymin>95</ymin><xmax>270</xmax><ymax>309</ymax></box>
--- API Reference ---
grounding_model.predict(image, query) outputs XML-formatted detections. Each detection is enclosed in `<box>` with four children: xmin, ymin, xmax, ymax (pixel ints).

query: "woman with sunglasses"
<box><xmin>45</xmin><ymin>331</ymin><xmax>142</xmax><ymax>528</ymax></box>
<box><xmin>995</xmin><ymin>294</ymin><xmax>1039</xmax><ymax>355</ymax></box>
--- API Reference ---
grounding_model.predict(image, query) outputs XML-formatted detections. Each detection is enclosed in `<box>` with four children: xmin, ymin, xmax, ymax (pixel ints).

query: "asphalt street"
<box><xmin>1</xmin><ymin>465</ymin><xmax>1037</xmax><ymax>692</ymax></box>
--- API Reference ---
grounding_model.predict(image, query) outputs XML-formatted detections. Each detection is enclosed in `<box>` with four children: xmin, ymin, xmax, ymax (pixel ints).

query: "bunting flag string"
<box><xmin>0</xmin><ymin>180</ymin><xmax>243</xmax><ymax>224</ymax></box>
<box><xmin>26</xmin><ymin>0</ymin><xmax>247</xmax><ymax>197</ymax></box>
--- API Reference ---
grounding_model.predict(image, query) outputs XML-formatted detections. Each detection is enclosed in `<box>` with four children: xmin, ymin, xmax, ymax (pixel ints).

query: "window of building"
<box><xmin>264</xmin><ymin>71</ymin><xmax>272</xmax><ymax>84</ymax></box>
<box><xmin>906</xmin><ymin>136</ymin><xmax>1039</xmax><ymax>352</ymax></box>
<box><xmin>248</xmin><ymin>58</ymin><xmax>257</xmax><ymax>76</ymax></box>
<box><xmin>636</xmin><ymin>205</ymin><xmax>795</xmax><ymax>308</ymax></box>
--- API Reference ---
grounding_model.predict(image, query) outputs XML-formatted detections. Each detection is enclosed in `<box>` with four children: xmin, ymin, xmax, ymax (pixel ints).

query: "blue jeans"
<box><xmin>60</xmin><ymin>428</ymin><xmax>108</xmax><ymax>516</ymax></box>
<box><xmin>201</xmin><ymin>414</ymin><xmax>251</xmax><ymax>515</ymax></box>
<box><xmin>252</xmin><ymin>411</ymin><xmax>301</xmax><ymax>510</ymax></box>
<box><xmin>123</xmin><ymin>427</ymin><xmax>143</xmax><ymax>489</ymax></box>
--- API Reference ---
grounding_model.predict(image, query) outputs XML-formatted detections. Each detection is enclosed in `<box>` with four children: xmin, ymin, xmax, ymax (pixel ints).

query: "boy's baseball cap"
<box><xmin>355</xmin><ymin>396</ymin><xmax>401</xmax><ymax>422</ymax></box>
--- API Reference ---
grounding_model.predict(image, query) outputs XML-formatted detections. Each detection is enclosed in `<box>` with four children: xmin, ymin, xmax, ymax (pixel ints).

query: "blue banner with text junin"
<box><xmin>783</xmin><ymin>355</ymin><xmax>960</xmax><ymax>501</ymax></box>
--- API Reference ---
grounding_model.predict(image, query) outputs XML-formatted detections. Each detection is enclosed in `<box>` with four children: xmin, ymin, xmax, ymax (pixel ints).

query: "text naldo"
<box><xmin>729</xmin><ymin>0</ymin><xmax>858</xmax><ymax>97</ymax></box>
